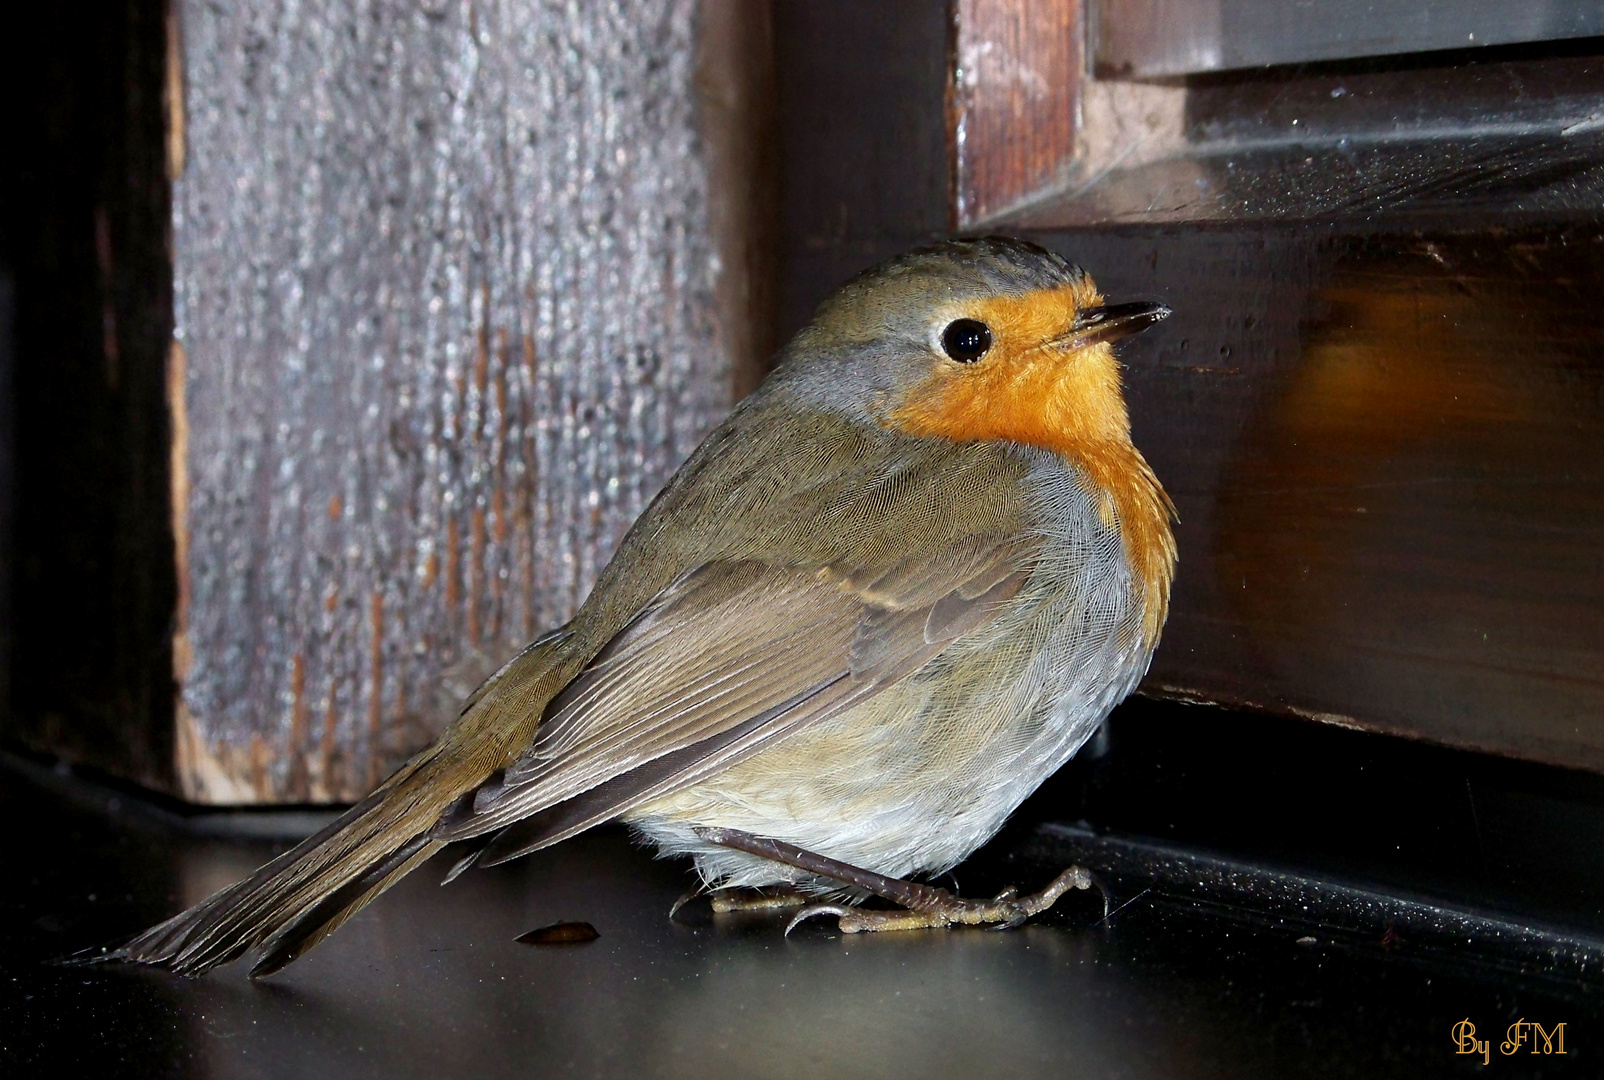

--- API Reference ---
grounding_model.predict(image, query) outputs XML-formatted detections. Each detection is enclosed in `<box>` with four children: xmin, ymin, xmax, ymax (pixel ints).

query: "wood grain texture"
<box><xmin>162</xmin><ymin>0</ymin><xmax>741</xmax><ymax>803</ymax></box>
<box><xmin>952</xmin><ymin>0</ymin><xmax>1081</xmax><ymax>227</ymax></box>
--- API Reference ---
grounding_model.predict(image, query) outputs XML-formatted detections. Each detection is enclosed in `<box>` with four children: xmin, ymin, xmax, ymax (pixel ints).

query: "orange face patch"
<box><xmin>889</xmin><ymin>281</ymin><xmax>1131</xmax><ymax>455</ymax></box>
<box><xmin>886</xmin><ymin>280</ymin><xmax>1177</xmax><ymax>647</ymax></box>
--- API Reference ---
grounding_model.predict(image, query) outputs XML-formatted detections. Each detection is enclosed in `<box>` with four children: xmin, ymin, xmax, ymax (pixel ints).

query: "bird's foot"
<box><xmin>691</xmin><ymin>826</ymin><xmax>1101</xmax><ymax>936</ymax></box>
<box><xmin>784</xmin><ymin>867</ymin><xmax>1092</xmax><ymax>934</ymax></box>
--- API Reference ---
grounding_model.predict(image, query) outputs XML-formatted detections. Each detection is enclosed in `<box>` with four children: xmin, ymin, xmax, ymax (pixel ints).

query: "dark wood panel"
<box><xmin>2</xmin><ymin>0</ymin><xmax>178</xmax><ymax>790</ymax></box>
<box><xmin>952</xmin><ymin>0</ymin><xmax>1081</xmax><ymax>225</ymax></box>
<box><xmin>771</xmin><ymin>0</ymin><xmax>953</xmax><ymax>341</ymax></box>
<box><xmin>765</xmin><ymin>7</ymin><xmax>1604</xmax><ymax>772</ymax></box>
<box><xmin>700</xmin><ymin>0</ymin><xmax>779</xmax><ymax>401</ymax></box>
<box><xmin>1031</xmin><ymin>222</ymin><xmax>1604</xmax><ymax>771</ymax></box>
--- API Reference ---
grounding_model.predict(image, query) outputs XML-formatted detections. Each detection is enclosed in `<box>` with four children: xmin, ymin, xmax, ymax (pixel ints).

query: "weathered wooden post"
<box><xmin>7</xmin><ymin>0</ymin><xmax>773</xmax><ymax>803</ymax></box>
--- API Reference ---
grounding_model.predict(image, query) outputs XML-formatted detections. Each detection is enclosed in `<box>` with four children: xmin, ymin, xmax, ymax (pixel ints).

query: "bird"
<box><xmin>97</xmin><ymin>236</ymin><xmax>1175</xmax><ymax>977</ymax></box>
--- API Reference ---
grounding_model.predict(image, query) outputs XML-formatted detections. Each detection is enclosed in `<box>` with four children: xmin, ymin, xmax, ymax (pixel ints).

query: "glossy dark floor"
<box><xmin>4</xmin><ymin>705</ymin><xmax>1600</xmax><ymax>1079</ymax></box>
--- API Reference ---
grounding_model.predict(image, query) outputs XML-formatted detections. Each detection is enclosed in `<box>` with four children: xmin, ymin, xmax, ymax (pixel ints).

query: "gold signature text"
<box><xmin>1453</xmin><ymin>1018</ymin><xmax>1567</xmax><ymax>1065</ymax></box>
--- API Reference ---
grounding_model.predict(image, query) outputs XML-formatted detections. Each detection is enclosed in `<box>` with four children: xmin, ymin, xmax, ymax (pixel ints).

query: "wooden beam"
<box><xmin>951</xmin><ymin>0</ymin><xmax>1082</xmax><ymax>227</ymax></box>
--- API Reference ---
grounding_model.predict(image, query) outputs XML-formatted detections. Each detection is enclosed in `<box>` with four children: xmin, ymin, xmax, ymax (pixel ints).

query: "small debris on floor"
<box><xmin>516</xmin><ymin>921</ymin><xmax>600</xmax><ymax>946</ymax></box>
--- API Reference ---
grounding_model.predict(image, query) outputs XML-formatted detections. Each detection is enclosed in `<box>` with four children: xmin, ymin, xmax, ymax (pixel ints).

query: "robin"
<box><xmin>102</xmin><ymin>236</ymin><xmax>1174</xmax><ymax>977</ymax></box>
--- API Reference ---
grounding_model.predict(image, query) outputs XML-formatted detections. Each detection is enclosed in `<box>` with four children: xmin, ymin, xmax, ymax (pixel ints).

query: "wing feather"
<box><xmin>442</xmin><ymin>563</ymin><xmax>863</xmax><ymax>836</ymax></box>
<box><xmin>432</xmin><ymin>538</ymin><xmax>1037</xmax><ymax>856</ymax></box>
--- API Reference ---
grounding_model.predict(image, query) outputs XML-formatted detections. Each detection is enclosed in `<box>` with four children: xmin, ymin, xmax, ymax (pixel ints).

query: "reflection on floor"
<box><xmin>2</xmin><ymin>745</ymin><xmax>1597</xmax><ymax>1079</ymax></box>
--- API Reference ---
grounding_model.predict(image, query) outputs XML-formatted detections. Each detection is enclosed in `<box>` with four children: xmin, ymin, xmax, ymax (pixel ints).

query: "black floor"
<box><xmin>4</xmin><ymin>702</ymin><xmax>1600</xmax><ymax>1078</ymax></box>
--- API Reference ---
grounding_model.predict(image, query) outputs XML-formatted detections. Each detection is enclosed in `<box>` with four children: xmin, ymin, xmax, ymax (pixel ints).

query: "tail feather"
<box><xmin>249</xmin><ymin>835</ymin><xmax>445</xmax><ymax>978</ymax></box>
<box><xmin>99</xmin><ymin>634</ymin><xmax>572</xmax><ymax>977</ymax></box>
<box><xmin>109</xmin><ymin>753</ymin><xmax>456</xmax><ymax>977</ymax></box>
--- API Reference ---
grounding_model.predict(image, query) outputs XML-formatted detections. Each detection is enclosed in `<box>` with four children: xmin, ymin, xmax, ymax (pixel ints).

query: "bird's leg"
<box><xmin>692</xmin><ymin>826</ymin><xmax>1095</xmax><ymax>934</ymax></box>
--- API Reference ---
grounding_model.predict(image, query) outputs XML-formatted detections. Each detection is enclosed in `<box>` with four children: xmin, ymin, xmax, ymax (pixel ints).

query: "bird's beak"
<box><xmin>1050</xmin><ymin>300</ymin><xmax>1172</xmax><ymax>352</ymax></box>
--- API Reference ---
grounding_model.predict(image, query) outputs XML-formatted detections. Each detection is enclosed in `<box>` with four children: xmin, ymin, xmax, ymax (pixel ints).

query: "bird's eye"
<box><xmin>941</xmin><ymin>319</ymin><xmax>993</xmax><ymax>363</ymax></box>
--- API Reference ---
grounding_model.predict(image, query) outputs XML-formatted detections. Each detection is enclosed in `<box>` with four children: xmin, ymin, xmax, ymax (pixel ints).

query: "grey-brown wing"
<box><xmin>431</xmin><ymin>540</ymin><xmax>1036</xmax><ymax>867</ymax></box>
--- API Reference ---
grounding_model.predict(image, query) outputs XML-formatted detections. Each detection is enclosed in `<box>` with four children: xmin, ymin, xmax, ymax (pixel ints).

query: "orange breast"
<box><xmin>887</xmin><ymin>283</ymin><xmax>1177</xmax><ymax>647</ymax></box>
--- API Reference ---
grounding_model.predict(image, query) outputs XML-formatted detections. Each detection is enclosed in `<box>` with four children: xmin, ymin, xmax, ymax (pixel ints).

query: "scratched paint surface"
<box><xmin>172</xmin><ymin>0</ymin><xmax>726</xmax><ymax>802</ymax></box>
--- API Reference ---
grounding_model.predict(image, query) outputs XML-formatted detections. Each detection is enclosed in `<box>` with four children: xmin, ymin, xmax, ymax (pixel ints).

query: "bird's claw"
<box><xmin>668</xmin><ymin>885</ymin><xmax>705</xmax><ymax>921</ymax></box>
<box><xmin>785</xmin><ymin>903</ymin><xmax>854</xmax><ymax>937</ymax></box>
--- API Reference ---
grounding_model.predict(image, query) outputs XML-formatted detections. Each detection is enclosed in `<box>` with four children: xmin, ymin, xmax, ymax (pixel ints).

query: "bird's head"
<box><xmin>776</xmin><ymin>236</ymin><xmax>1170</xmax><ymax>458</ymax></box>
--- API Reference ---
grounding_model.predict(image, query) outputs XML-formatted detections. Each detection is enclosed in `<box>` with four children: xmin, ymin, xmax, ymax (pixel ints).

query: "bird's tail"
<box><xmin>89</xmin><ymin>634</ymin><xmax>569</xmax><ymax>978</ymax></box>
